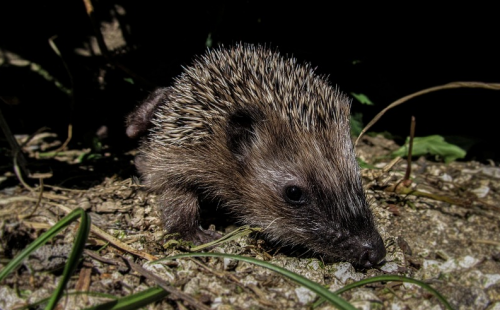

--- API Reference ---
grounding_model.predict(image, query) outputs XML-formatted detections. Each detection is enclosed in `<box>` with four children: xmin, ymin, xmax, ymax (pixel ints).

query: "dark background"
<box><xmin>1</xmin><ymin>1</ymin><xmax>499</xmax><ymax>164</ymax></box>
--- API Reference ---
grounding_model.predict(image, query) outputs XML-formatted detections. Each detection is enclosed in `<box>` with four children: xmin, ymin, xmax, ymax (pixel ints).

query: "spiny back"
<box><xmin>150</xmin><ymin>44</ymin><xmax>351</xmax><ymax>146</ymax></box>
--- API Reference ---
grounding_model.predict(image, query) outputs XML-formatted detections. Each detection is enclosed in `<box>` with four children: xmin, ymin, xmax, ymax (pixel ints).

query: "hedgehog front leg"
<box><xmin>158</xmin><ymin>188</ymin><xmax>221</xmax><ymax>245</ymax></box>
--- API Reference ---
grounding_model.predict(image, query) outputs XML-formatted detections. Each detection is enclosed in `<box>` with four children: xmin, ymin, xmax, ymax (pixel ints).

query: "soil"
<box><xmin>1</xmin><ymin>132</ymin><xmax>500</xmax><ymax>310</ymax></box>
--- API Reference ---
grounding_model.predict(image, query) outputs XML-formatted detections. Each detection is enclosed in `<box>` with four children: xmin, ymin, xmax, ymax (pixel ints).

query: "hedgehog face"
<box><xmin>225</xmin><ymin>108</ymin><xmax>386</xmax><ymax>268</ymax></box>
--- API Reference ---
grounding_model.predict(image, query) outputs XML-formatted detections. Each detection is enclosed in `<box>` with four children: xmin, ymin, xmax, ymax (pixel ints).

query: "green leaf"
<box><xmin>350</xmin><ymin>92</ymin><xmax>374</xmax><ymax>105</ymax></box>
<box><xmin>350</xmin><ymin>113</ymin><xmax>364</xmax><ymax>137</ymax></box>
<box><xmin>123</xmin><ymin>78</ymin><xmax>135</xmax><ymax>85</ymax></box>
<box><xmin>356</xmin><ymin>157</ymin><xmax>378</xmax><ymax>169</ymax></box>
<box><xmin>392</xmin><ymin>135</ymin><xmax>466</xmax><ymax>163</ymax></box>
<box><xmin>205</xmin><ymin>32</ymin><xmax>213</xmax><ymax>48</ymax></box>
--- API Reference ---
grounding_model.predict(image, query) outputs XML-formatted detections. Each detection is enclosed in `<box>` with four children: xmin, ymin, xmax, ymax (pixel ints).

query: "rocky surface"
<box><xmin>1</xmin><ymin>133</ymin><xmax>500</xmax><ymax>309</ymax></box>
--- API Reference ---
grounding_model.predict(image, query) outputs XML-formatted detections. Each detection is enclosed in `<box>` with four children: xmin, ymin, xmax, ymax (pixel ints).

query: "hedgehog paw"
<box><xmin>192</xmin><ymin>228</ymin><xmax>222</xmax><ymax>245</ymax></box>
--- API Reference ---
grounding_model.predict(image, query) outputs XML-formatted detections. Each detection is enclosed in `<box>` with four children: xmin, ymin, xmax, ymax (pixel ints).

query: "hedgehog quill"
<box><xmin>126</xmin><ymin>44</ymin><xmax>386</xmax><ymax>268</ymax></box>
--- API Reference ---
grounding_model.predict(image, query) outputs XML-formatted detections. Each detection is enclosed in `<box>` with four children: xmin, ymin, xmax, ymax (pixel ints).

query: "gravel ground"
<box><xmin>1</xmin><ymin>134</ymin><xmax>500</xmax><ymax>310</ymax></box>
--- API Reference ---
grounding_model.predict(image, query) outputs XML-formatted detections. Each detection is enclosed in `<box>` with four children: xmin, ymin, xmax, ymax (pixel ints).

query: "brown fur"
<box><xmin>127</xmin><ymin>44</ymin><xmax>386</xmax><ymax>267</ymax></box>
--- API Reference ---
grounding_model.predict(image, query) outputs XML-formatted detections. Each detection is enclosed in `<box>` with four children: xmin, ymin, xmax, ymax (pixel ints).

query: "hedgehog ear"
<box><xmin>126</xmin><ymin>87</ymin><xmax>169</xmax><ymax>139</ymax></box>
<box><xmin>226</xmin><ymin>107</ymin><xmax>263</xmax><ymax>161</ymax></box>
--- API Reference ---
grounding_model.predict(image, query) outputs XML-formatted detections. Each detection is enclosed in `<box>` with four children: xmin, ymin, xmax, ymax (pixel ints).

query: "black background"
<box><xmin>1</xmin><ymin>1</ymin><xmax>499</xmax><ymax>163</ymax></box>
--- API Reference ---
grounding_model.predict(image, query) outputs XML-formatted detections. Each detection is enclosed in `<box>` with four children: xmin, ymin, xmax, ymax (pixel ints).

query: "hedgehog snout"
<box><xmin>354</xmin><ymin>233</ymin><xmax>386</xmax><ymax>268</ymax></box>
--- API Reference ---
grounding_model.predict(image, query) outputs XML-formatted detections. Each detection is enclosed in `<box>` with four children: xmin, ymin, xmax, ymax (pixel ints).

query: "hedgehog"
<box><xmin>126</xmin><ymin>44</ymin><xmax>386</xmax><ymax>268</ymax></box>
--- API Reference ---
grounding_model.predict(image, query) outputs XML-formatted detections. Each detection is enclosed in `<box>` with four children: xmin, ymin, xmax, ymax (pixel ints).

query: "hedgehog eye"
<box><xmin>284</xmin><ymin>186</ymin><xmax>305</xmax><ymax>204</ymax></box>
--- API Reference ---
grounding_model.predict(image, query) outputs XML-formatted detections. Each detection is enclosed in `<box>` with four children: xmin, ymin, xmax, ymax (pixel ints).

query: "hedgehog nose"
<box><xmin>357</xmin><ymin>235</ymin><xmax>386</xmax><ymax>269</ymax></box>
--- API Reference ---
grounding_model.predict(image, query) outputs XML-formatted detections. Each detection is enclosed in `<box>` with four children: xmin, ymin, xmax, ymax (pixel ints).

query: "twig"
<box><xmin>0</xmin><ymin>104</ymin><xmax>30</xmax><ymax>177</ymax></box>
<box><xmin>385</xmin><ymin>185</ymin><xmax>500</xmax><ymax>212</ymax></box>
<box><xmin>382</xmin><ymin>157</ymin><xmax>402</xmax><ymax>173</ymax></box>
<box><xmin>26</xmin><ymin>178</ymin><xmax>44</xmax><ymax>218</ymax></box>
<box><xmin>48</xmin><ymin>35</ymin><xmax>74</xmax><ymax>152</ymax></box>
<box><xmin>51</xmin><ymin>123</ymin><xmax>73</xmax><ymax>153</ymax></box>
<box><xmin>84</xmin><ymin>249</ymin><xmax>129</xmax><ymax>270</ymax></box>
<box><xmin>75</xmin><ymin>266</ymin><xmax>92</xmax><ymax>304</ymax></box>
<box><xmin>33</xmin><ymin>61</ymin><xmax>73</xmax><ymax>95</ymax></box>
<box><xmin>188</xmin><ymin>257</ymin><xmax>241</xmax><ymax>283</ymax></box>
<box><xmin>473</xmin><ymin>239</ymin><xmax>500</xmax><ymax>246</ymax></box>
<box><xmin>90</xmin><ymin>225</ymin><xmax>158</xmax><ymax>261</ymax></box>
<box><xmin>18</xmin><ymin>127</ymin><xmax>51</xmax><ymax>149</ymax></box>
<box><xmin>403</xmin><ymin>116</ymin><xmax>416</xmax><ymax>183</ymax></box>
<box><xmin>13</xmin><ymin>155</ymin><xmax>34</xmax><ymax>191</ymax></box>
<box><xmin>43</xmin><ymin>184</ymin><xmax>88</xmax><ymax>193</ymax></box>
<box><xmin>355</xmin><ymin>81</ymin><xmax>500</xmax><ymax>147</ymax></box>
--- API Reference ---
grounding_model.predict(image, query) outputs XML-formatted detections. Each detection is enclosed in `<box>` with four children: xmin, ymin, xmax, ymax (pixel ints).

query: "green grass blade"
<box><xmin>313</xmin><ymin>275</ymin><xmax>454</xmax><ymax>309</ymax></box>
<box><xmin>156</xmin><ymin>252</ymin><xmax>357</xmax><ymax>310</ymax></box>
<box><xmin>17</xmin><ymin>291</ymin><xmax>117</xmax><ymax>310</ymax></box>
<box><xmin>0</xmin><ymin>208</ymin><xmax>88</xmax><ymax>281</ymax></box>
<box><xmin>337</xmin><ymin>275</ymin><xmax>453</xmax><ymax>309</ymax></box>
<box><xmin>45</xmin><ymin>208</ymin><xmax>91</xmax><ymax>310</ymax></box>
<box><xmin>83</xmin><ymin>287</ymin><xmax>169</xmax><ymax>310</ymax></box>
<box><xmin>0</xmin><ymin>208</ymin><xmax>90</xmax><ymax>310</ymax></box>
